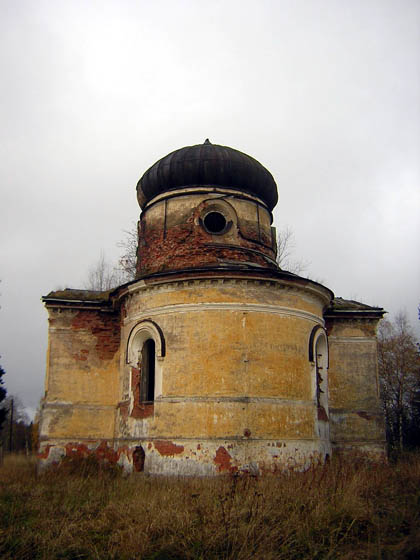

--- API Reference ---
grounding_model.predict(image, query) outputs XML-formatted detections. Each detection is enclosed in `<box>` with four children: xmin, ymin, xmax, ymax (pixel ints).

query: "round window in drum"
<box><xmin>202</xmin><ymin>211</ymin><xmax>227</xmax><ymax>234</ymax></box>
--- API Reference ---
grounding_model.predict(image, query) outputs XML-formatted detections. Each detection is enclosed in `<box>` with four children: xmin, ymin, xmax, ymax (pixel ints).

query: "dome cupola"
<box><xmin>135</xmin><ymin>140</ymin><xmax>279</xmax><ymax>277</ymax></box>
<box><xmin>137</xmin><ymin>140</ymin><xmax>278</xmax><ymax>210</ymax></box>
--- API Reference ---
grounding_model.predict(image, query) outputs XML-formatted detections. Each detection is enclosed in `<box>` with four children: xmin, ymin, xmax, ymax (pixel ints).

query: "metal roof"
<box><xmin>136</xmin><ymin>140</ymin><xmax>278</xmax><ymax>210</ymax></box>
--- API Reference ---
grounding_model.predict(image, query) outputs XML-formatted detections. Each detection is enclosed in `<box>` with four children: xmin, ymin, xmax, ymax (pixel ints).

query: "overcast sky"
<box><xmin>1</xmin><ymin>0</ymin><xmax>419</xmax><ymax>418</ymax></box>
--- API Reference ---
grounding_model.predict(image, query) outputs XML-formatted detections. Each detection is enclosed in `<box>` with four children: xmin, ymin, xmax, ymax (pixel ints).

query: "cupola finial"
<box><xmin>204</xmin><ymin>138</ymin><xmax>211</xmax><ymax>144</ymax></box>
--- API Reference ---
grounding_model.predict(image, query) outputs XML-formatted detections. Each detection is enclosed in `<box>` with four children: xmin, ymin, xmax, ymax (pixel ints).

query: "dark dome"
<box><xmin>137</xmin><ymin>140</ymin><xmax>278</xmax><ymax>210</ymax></box>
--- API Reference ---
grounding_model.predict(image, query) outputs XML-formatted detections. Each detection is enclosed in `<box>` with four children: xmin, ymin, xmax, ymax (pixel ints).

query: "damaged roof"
<box><xmin>325</xmin><ymin>297</ymin><xmax>385</xmax><ymax>318</ymax></box>
<box><xmin>42</xmin><ymin>288</ymin><xmax>112</xmax><ymax>305</ymax></box>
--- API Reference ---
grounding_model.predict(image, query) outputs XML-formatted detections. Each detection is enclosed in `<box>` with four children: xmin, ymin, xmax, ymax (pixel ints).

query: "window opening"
<box><xmin>315</xmin><ymin>337</ymin><xmax>328</xmax><ymax>421</ymax></box>
<box><xmin>316</xmin><ymin>352</ymin><xmax>324</xmax><ymax>408</ymax></box>
<box><xmin>203</xmin><ymin>211</ymin><xmax>227</xmax><ymax>234</ymax></box>
<box><xmin>140</xmin><ymin>338</ymin><xmax>155</xmax><ymax>402</ymax></box>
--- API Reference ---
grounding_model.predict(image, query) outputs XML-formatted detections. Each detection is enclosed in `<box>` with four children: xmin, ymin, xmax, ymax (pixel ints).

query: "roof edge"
<box><xmin>324</xmin><ymin>297</ymin><xmax>385</xmax><ymax>319</ymax></box>
<box><xmin>42</xmin><ymin>288</ymin><xmax>113</xmax><ymax>306</ymax></box>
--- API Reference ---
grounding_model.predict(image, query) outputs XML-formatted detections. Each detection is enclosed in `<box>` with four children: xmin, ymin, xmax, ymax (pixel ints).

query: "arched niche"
<box><xmin>308</xmin><ymin>325</ymin><xmax>329</xmax><ymax>425</ymax></box>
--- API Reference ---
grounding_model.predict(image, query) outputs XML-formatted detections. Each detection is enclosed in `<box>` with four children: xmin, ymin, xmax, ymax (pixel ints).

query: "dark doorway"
<box><xmin>133</xmin><ymin>446</ymin><xmax>145</xmax><ymax>472</ymax></box>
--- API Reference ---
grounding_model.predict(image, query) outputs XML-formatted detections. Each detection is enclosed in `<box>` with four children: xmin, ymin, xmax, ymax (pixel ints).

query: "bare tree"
<box><xmin>276</xmin><ymin>226</ymin><xmax>308</xmax><ymax>275</ymax></box>
<box><xmin>85</xmin><ymin>251</ymin><xmax>126</xmax><ymax>291</ymax></box>
<box><xmin>117</xmin><ymin>222</ymin><xmax>138</xmax><ymax>281</ymax></box>
<box><xmin>87</xmin><ymin>224</ymin><xmax>308</xmax><ymax>288</ymax></box>
<box><xmin>0</xmin><ymin>395</ymin><xmax>31</xmax><ymax>454</ymax></box>
<box><xmin>378</xmin><ymin>311</ymin><xmax>420</xmax><ymax>452</ymax></box>
<box><xmin>0</xmin><ymin>363</ymin><xmax>7</xmax><ymax>433</ymax></box>
<box><xmin>84</xmin><ymin>221</ymin><xmax>139</xmax><ymax>291</ymax></box>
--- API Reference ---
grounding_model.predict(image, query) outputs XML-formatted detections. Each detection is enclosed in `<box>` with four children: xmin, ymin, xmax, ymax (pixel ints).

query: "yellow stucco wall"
<box><xmin>329</xmin><ymin>339</ymin><xmax>379</xmax><ymax>410</ymax></box>
<box><xmin>145</xmin><ymin>311</ymin><xmax>312</xmax><ymax>399</ymax></box>
<box><xmin>327</xmin><ymin>319</ymin><xmax>385</xmax><ymax>454</ymax></box>
<box><xmin>39</xmin><ymin>275</ymin><xmax>386</xmax><ymax>472</ymax></box>
<box><xmin>40</xmin><ymin>272</ymin><xmax>387</xmax><ymax>473</ymax></box>
<box><xmin>135</xmin><ymin>401</ymin><xmax>315</xmax><ymax>440</ymax></box>
<box><xmin>42</xmin><ymin>405</ymin><xmax>116</xmax><ymax>440</ymax></box>
<box><xmin>117</xmin><ymin>276</ymin><xmax>329</xmax><ymax>453</ymax></box>
<box><xmin>40</xmin><ymin>306</ymin><xmax>120</xmax><ymax>442</ymax></box>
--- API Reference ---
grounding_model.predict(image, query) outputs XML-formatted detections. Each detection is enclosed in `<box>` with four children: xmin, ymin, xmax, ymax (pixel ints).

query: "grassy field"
<box><xmin>0</xmin><ymin>453</ymin><xmax>419</xmax><ymax>559</ymax></box>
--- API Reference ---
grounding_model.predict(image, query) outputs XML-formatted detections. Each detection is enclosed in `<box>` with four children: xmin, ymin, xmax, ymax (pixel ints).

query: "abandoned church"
<box><xmin>39</xmin><ymin>140</ymin><xmax>386</xmax><ymax>474</ymax></box>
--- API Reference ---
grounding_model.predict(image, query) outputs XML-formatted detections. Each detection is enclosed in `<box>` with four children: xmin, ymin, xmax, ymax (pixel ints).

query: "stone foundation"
<box><xmin>38</xmin><ymin>437</ymin><xmax>332</xmax><ymax>476</ymax></box>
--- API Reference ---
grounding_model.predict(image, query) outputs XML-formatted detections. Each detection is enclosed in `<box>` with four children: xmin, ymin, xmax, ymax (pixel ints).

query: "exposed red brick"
<box><xmin>136</xmin><ymin>206</ymin><xmax>275</xmax><ymax>277</ymax></box>
<box><xmin>65</xmin><ymin>442</ymin><xmax>89</xmax><ymax>458</ymax></box>
<box><xmin>71</xmin><ymin>310</ymin><xmax>120</xmax><ymax>361</ymax></box>
<box><xmin>95</xmin><ymin>440</ymin><xmax>119</xmax><ymax>463</ymax></box>
<box><xmin>131</xmin><ymin>366</ymin><xmax>140</xmax><ymax>400</ymax></box>
<box><xmin>154</xmin><ymin>440</ymin><xmax>184</xmax><ymax>456</ymax></box>
<box><xmin>37</xmin><ymin>444</ymin><xmax>52</xmax><ymax>460</ymax></box>
<box><xmin>65</xmin><ymin>441</ymin><xmax>120</xmax><ymax>463</ymax></box>
<box><xmin>73</xmin><ymin>348</ymin><xmax>89</xmax><ymax>361</ymax></box>
<box><xmin>132</xmin><ymin>403</ymin><xmax>154</xmax><ymax>419</ymax></box>
<box><xmin>214</xmin><ymin>446</ymin><xmax>238</xmax><ymax>473</ymax></box>
<box><xmin>318</xmin><ymin>406</ymin><xmax>329</xmax><ymax>421</ymax></box>
<box><xmin>130</xmin><ymin>367</ymin><xmax>154</xmax><ymax>418</ymax></box>
<box><xmin>40</xmin><ymin>443</ymin><xmax>133</xmax><ymax>469</ymax></box>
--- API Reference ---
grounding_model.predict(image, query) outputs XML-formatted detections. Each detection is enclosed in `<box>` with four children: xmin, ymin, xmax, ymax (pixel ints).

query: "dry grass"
<box><xmin>0</xmin><ymin>453</ymin><xmax>419</xmax><ymax>559</ymax></box>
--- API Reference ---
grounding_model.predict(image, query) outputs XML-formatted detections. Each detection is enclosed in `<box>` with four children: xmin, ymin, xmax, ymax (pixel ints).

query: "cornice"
<box><xmin>124</xmin><ymin>302</ymin><xmax>324</xmax><ymax>326</ymax></box>
<box><xmin>117</xmin><ymin>269</ymin><xmax>333</xmax><ymax>307</ymax></box>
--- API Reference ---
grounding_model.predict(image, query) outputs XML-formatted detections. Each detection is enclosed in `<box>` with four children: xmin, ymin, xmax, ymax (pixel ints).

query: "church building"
<box><xmin>39</xmin><ymin>141</ymin><xmax>385</xmax><ymax>474</ymax></box>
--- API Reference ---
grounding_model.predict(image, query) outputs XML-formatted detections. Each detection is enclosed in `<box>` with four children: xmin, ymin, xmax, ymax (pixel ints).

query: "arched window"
<box><xmin>126</xmin><ymin>320</ymin><xmax>165</xmax><ymax>403</ymax></box>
